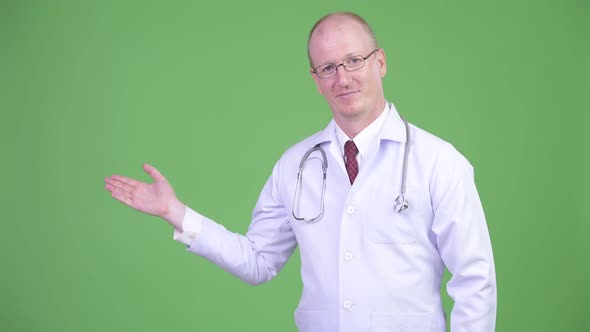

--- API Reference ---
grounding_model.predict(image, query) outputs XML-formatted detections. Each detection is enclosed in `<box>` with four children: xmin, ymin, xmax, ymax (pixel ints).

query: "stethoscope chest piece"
<box><xmin>394</xmin><ymin>194</ymin><xmax>409</xmax><ymax>213</ymax></box>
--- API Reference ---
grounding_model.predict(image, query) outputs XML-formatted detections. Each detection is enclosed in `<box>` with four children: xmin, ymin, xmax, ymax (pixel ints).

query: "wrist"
<box><xmin>163</xmin><ymin>198</ymin><xmax>186</xmax><ymax>232</ymax></box>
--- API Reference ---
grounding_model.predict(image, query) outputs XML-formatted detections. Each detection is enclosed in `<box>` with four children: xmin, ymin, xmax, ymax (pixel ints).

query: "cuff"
<box><xmin>173</xmin><ymin>207</ymin><xmax>203</xmax><ymax>247</ymax></box>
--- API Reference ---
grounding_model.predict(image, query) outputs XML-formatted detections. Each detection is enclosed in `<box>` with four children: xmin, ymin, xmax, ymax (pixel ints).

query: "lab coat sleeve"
<box><xmin>186</xmin><ymin>160</ymin><xmax>297</xmax><ymax>285</ymax></box>
<box><xmin>430</xmin><ymin>143</ymin><xmax>497</xmax><ymax>332</ymax></box>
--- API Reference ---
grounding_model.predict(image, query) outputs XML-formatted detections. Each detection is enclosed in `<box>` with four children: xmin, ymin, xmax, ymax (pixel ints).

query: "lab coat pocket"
<box><xmin>368</xmin><ymin>214</ymin><xmax>417</xmax><ymax>245</ymax></box>
<box><xmin>294</xmin><ymin>309</ymin><xmax>328</xmax><ymax>332</ymax></box>
<box><xmin>371</xmin><ymin>312</ymin><xmax>433</xmax><ymax>332</ymax></box>
<box><xmin>366</xmin><ymin>183</ymin><xmax>427</xmax><ymax>245</ymax></box>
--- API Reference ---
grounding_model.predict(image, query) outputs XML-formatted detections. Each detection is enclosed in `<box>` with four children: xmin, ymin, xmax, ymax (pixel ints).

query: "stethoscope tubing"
<box><xmin>292</xmin><ymin>145</ymin><xmax>327</xmax><ymax>222</ymax></box>
<box><xmin>293</xmin><ymin>105</ymin><xmax>410</xmax><ymax>221</ymax></box>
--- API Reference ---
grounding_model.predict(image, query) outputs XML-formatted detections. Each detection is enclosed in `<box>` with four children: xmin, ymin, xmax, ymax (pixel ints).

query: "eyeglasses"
<box><xmin>312</xmin><ymin>48</ymin><xmax>379</xmax><ymax>79</ymax></box>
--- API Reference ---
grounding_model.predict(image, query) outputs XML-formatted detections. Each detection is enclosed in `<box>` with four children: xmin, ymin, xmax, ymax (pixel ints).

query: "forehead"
<box><xmin>309</xmin><ymin>18</ymin><xmax>373</xmax><ymax>64</ymax></box>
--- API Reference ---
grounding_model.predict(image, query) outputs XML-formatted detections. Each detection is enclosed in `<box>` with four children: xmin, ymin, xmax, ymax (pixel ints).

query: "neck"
<box><xmin>334</xmin><ymin>99</ymin><xmax>386</xmax><ymax>138</ymax></box>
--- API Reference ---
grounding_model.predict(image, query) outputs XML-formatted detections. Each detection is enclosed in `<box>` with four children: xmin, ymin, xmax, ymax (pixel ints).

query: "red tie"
<box><xmin>344</xmin><ymin>140</ymin><xmax>359</xmax><ymax>184</ymax></box>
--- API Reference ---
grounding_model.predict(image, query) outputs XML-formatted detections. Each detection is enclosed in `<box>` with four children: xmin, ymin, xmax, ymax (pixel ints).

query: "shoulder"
<box><xmin>409</xmin><ymin>122</ymin><xmax>473</xmax><ymax>173</ymax></box>
<box><xmin>279</xmin><ymin>128</ymin><xmax>329</xmax><ymax>162</ymax></box>
<box><xmin>264</xmin><ymin>126</ymin><xmax>330</xmax><ymax>181</ymax></box>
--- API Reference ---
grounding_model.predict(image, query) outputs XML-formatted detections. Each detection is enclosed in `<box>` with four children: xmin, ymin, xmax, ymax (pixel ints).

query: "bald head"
<box><xmin>307</xmin><ymin>12</ymin><xmax>379</xmax><ymax>67</ymax></box>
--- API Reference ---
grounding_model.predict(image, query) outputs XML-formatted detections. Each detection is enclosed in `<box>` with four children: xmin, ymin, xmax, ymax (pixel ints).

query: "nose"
<box><xmin>334</xmin><ymin>64</ymin><xmax>352</xmax><ymax>87</ymax></box>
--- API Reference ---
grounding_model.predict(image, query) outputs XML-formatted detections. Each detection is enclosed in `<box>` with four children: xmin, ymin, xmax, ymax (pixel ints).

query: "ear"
<box><xmin>377</xmin><ymin>48</ymin><xmax>387</xmax><ymax>78</ymax></box>
<box><xmin>310</xmin><ymin>67</ymin><xmax>323</xmax><ymax>95</ymax></box>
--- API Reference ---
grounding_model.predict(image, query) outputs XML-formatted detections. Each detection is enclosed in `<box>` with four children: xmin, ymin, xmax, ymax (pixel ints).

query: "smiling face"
<box><xmin>309</xmin><ymin>15</ymin><xmax>387</xmax><ymax>128</ymax></box>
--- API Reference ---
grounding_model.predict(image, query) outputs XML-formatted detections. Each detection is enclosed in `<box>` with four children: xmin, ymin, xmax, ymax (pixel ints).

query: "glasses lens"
<box><xmin>344</xmin><ymin>56</ymin><xmax>365</xmax><ymax>70</ymax></box>
<box><xmin>317</xmin><ymin>64</ymin><xmax>336</xmax><ymax>78</ymax></box>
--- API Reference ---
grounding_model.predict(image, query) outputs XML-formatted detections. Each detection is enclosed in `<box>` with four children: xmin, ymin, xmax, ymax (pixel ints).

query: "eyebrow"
<box><xmin>317</xmin><ymin>52</ymin><xmax>362</xmax><ymax>66</ymax></box>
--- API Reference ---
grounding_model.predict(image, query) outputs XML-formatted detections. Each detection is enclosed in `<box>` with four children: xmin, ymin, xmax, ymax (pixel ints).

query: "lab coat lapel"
<box><xmin>378</xmin><ymin>103</ymin><xmax>408</xmax><ymax>144</ymax></box>
<box><xmin>312</xmin><ymin>120</ymin><xmax>347</xmax><ymax>176</ymax></box>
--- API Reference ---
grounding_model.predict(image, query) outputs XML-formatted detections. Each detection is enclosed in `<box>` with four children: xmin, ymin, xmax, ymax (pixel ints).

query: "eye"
<box><xmin>348</xmin><ymin>56</ymin><xmax>363</xmax><ymax>65</ymax></box>
<box><xmin>321</xmin><ymin>64</ymin><xmax>336</xmax><ymax>73</ymax></box>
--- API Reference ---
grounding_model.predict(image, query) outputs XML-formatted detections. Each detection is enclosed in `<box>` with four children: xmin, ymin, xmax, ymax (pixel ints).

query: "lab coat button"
<box><xmin>343</xmin><ymin>300</ymin><xmax>353</xmax><ymax>310</ymax></box>
<box><xmin>346</xmin><ymin>206</ymin><xmax>355</xmax><ymax>214</ymax></box>
<box><xmin>344</xmin><ymin>252</ymin><xmax>353</xmax><ymax>261</ymax></box>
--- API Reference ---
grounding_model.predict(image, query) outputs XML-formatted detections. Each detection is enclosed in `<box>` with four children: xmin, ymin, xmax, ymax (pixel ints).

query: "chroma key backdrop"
<box><xmin>1</xmin><ymin>1</ymin><xmax>587</xmax><ymax>331</ymax></box>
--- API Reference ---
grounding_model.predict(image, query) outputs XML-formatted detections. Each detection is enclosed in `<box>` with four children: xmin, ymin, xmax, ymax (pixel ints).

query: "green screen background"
<box><xmin>1</xmin><ymin>0</ymin><xmax>587</xmax><ymax>331</ymax></box>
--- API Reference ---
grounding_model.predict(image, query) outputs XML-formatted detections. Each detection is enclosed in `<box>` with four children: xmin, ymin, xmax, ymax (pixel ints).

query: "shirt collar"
<box><xmin>312</xmin><ymin>100</ymin><xmax>407</xmax><ymax>147</ymax></box>
<box><xmin>334</xmin><ymin>102</ymin><xmax>389</xmax><ymax>161</ymax></box>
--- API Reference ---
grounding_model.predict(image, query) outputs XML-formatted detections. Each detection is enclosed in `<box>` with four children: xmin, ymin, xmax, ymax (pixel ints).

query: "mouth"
<box><xmin>336</xmin><ymin>90</ymin><xmax>360</xmax><ymax>98</ymax></box>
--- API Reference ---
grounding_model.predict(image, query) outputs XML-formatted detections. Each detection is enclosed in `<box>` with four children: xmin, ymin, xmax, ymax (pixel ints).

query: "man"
<box><xmin>104</xmin><ymin>12</ymin><xmax>496</xmax><ymax>332</ymax></box>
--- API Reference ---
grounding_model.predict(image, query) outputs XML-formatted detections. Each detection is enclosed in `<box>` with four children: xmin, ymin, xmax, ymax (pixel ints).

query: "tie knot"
<box><xmin>344</xmin><ymin>140</ymin><xmax>358</xmax><ymax>157</ymax></box>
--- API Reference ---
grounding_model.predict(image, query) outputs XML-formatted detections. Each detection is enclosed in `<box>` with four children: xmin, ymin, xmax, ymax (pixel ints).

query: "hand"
<box><xmin>104</xmin><ymin>163</ymin><xmax>186</xmax><ymax>231</ymax></box>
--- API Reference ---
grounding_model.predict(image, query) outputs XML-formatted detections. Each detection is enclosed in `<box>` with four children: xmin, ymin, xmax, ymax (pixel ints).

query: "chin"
<box><xmin>336</xmin><ymin>107</ymin><xmax>365</xmax><ymax>120</ymax></box>
<box><xmin>335</xmin><ymin>101</ymin><xmax>363</xmax><ymax>116</ymax></box>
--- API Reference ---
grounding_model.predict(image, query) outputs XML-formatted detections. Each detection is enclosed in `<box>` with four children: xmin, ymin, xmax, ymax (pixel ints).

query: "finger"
<box><xmin>143</xmin><ymin>163</ymin><xmax>166</xmax><ymax>182</ymax></box>
<box><xmin>104</xmin><ymin>183</ymin><xmax>115</xmax><ymax>193</ymax></box>
<box><xmin>104</xmin><ymin>183</ymin><xmax>134</xmax><ymax>196</ymax></box>
<box><xmin>104</xmin><ymin>177</ymin><xmax>135</xmax><ymax>192</ymax></box>
<box><xmin>108</xmin><ymin>175</ymin><xmax>141</xmax><ymax>187</ymax></box>
<box><xmin>106</xmin><ymin>184</ymin><xmax>134</xmax><ymax>199</ymax></box>
<box><xmin>111</xmin><ymin>190</ymin><xmax>135</xmax><ymax>209</ymax></box>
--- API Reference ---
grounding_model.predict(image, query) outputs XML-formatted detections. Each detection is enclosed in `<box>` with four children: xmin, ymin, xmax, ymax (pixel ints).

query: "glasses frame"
<box><xmin>312</xmin><ymin>48</ymin><xmax>380</xmax><ymax>79</ymax></box>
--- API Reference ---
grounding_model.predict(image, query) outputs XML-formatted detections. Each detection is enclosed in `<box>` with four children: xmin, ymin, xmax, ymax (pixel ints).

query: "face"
<box><xmin>309</xmin><ymin>17</ymin><xmax>387</xmax><ymax>123</ymax></box>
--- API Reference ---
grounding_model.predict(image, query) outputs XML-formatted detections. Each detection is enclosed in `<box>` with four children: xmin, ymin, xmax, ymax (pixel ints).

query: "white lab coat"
<box><xmin>187</xmin><ymin>104</ymin><xmax>496</xmax><ymax>332</ymax></box>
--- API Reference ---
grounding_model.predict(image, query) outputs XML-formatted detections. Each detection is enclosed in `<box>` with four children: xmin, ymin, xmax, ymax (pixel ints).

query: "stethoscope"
<box><xmin>292</xmin><ymin>111</ymin><xmax>411</xmax><ymax>223</ymax></box>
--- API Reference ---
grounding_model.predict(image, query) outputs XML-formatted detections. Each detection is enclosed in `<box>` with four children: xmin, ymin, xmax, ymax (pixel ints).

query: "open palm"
<box><xmin>104</xmin><ymin>163</ymin><xmax>177</xmax><ymax>218</ymax></box>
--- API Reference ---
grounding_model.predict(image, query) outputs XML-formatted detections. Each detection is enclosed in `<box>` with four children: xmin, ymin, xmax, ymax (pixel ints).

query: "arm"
<box><xmin>186</xmin><ymin>161</ymin><xmax>297</xmax><ymax>285</ymax></box>
<box><xmin>104</xmin><ymin>162</ymin><xmax>297</xmax><ymax>285</ymax></box>
<box><xmin>430</xmin><ymin>144</ymin><xmax>497</xmax><ymax>332</ymax></box>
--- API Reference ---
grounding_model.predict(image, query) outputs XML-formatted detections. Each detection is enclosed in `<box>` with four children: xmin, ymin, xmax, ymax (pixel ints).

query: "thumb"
<box><xmin>143</xmin><ymin>163</ymin><xmax>166</xmax><ymax>183</ymax></box>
